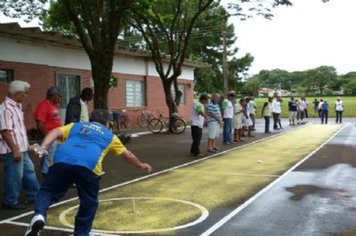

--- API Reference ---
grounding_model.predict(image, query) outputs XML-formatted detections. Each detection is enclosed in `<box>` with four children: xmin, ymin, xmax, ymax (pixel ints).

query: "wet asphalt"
<box><xmin>211</xmin><ymin>122</ymin><xmax>356</xmax><ymax>236</ymax></box>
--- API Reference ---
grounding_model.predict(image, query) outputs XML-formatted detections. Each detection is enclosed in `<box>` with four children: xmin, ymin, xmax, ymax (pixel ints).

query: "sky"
<box><xmin>227</xmin><ymin>0</ymin><xmax>356</xmax><ymax>75</ymax></box>
<box><xmin>1</xmin><ymin>0</ymin><xmax>356</xmax><ymax>75</ymax></box>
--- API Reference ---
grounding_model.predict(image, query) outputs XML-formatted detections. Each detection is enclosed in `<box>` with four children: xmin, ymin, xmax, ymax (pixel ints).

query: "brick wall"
<box><xmin>0</xmin><ymin>60</ymin><xmax>193</xmax><ymax>130</ymax></box>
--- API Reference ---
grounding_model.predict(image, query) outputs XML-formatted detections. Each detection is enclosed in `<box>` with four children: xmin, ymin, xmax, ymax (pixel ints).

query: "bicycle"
<box><xmin>137</xmin><ymin>109</ymin><xmax>155</xmax><ymax>127</ymax></box>
<box><xmin>147</xmin><ymin>112</ymin><xmax>186</xmax><ymax>134</ymax></box>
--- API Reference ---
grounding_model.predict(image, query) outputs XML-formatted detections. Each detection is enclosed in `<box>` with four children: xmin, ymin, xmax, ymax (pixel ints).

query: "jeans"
<box><xmin>34</xmin><ymin>163</ymin><xmax>100</xmax><ymax>236</ymax></box>
<box><xmin>273</xmin><ymin>113</ymin><xmax>280</xmax><ymax>129</ymax></box>
<box><xmin>223</xmin><ymin>118</ymin><xmax>232</xmax><ymax>143</ymax></box>
<box><xmin>336</xmin><ymin>111</ymin><xmax>343</xmax><ymax>123</ymax></box>
<box><xmin>190</xmin><ymin>126</ymin><xmax>203</xmax><ymax>155</ymax></box>
<box><xmin>40</xmin><ymin>141</ymin><xmax>57</xmax><ymax>175</ymax></box>
<box><xmin>321</xmin><ymin>110</ymin><xmax>328</xmax><ymax>124</ymax></box>
<box><xmin>2</xmin><ymin>152</ymin><xmax>40</xmax><ymax>205</ymax></box>
<box><xmin>264</xmin><ymin>116</ymin><xmax>270</xmax><ymax>132</ymax></box>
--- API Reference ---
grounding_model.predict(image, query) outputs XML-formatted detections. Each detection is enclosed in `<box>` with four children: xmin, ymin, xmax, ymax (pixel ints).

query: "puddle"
<box><xmin>286</xmin><ymin>184</ymin><xmax>354</xmax><ymax>201</ymax></box>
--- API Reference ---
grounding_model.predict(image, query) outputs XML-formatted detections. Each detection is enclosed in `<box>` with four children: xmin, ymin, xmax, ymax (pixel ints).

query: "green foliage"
<box><xmin>241</xmin><ymin>76</ymin><xmax>260</xmax><ymax>96</ymax></box>
<box><xmin>304</xmin><ymin>66</ymin><xmax>337</xmax><ymax>95</ymax></box>
<box><xmin>0</xmin><ymin>0</ymin><xmax>46</xmax><ymax>22</ymax></box>
<box><xmin>190</xmin><ymin>3</ymin><xmax>254</xmax><ymax>94</ymax></box>
<box><xmin>344</xmin><ymin>80</ymin><xmax>356</xmax><ymax>95</ymax></box>
<box><xmin>296</xmin><ymin>86</ymin><xmax>307</xmax><ymax>96</ymax></box>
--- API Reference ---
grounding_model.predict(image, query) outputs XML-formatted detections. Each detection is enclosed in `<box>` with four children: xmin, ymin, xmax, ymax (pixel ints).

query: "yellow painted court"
<box><xmin>25</xmin><ymin>125</ymin><xmax>341</xmax><ymax>234</ymax></box>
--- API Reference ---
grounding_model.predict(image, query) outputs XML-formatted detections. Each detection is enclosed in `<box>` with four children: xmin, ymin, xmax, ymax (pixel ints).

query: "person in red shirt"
<box><xmin>33</xmin><ymin>87</ymin><xmax>62</xmax><ymax>177</ymax></box>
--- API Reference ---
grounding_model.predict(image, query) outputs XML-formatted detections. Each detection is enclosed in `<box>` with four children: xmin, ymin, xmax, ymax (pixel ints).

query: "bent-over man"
<box><xmin>25</xmin><ymin>109</ymin><xmax>152</xmax><ymax>236</ymax></box>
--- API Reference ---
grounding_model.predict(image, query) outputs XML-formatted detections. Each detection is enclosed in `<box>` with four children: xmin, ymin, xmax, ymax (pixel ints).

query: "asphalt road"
<box><xmin>0</xmin><ymin>119</ymin><xmax>355</xmax><ymax>236</ymax></box>
<box><xmin>212</xmin><ymin>122</ymin><xmax>356</xmax><ymax>236</ymax></box>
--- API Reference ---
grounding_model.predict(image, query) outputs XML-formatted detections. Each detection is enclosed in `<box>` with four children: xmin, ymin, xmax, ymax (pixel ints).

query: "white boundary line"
<box><xmin>0</xmin><ymin>125</ymin><xmax>304</xmax><ymax>226</ymax></box>
<box><xmin>172</xmin><ymin>170</ymin><xmax>280</xmax><ymax>178</ymax></box>
<box><xmin>59</xmin><ymin>197</ymin><xmax>209</xmax><ymax>234</ymax></box>
<box><xmin>200</xmin><ymin>123</ymin><xmax>348</xmax><ymax>236</ymax></box>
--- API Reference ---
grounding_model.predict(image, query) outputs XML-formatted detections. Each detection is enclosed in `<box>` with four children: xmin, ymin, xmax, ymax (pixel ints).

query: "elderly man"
<box><xmin>33</xmin><ymin>87</ymin><xmax>62</xmax><ymax>177</ymax></box>
<box><xmin>207</xmin><ymin>93</ymin><xmax>223</xmax><ymax>152</ymax></box>
<box><xmin>25</xmin><ymin>109</ymin><xmax>152</xmax><ymax>236</ymax></box>
<box><xmin>0</xmin><ymin>80</ymin><xmax>40</xmax><ymax>209</ymax></box>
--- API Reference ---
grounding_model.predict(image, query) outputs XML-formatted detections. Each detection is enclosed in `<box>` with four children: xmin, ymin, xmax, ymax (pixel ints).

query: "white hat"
<box><xmin>9</xmin><ymin>80</ymin><xmax>31</xmax><ymax>95</ymax></box>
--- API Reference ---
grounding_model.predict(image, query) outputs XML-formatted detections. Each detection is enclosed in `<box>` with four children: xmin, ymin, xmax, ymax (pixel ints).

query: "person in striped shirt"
<box><xmin>0</xmin><ymin>80</ymin><xmax>40</xmax><ymax>210</ymax></box>
<box><xmin>207</xmin><ymin>93</ymin><xmax>223</xmax><ymax>152</ymax></box>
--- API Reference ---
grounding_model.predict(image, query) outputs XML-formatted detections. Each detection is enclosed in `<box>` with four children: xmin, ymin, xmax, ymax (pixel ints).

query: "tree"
<box><xmin>191</xmin><ymin>4</ymin><xmax>253</xmax><ymax>94</ymax></box>
<box><xmin>305</xmin><ymin>66</ymin><xmax>337</xmax><ymax>95</ymax></box>
<box><xmin>241</xmin><ymin>75</ymin><xmax>260</xmax><ymax>96</ymax></box>
<box><xmin>1</xmin><ymin>0</ymin><xmax>139</xmax><ymax>109</ymax></box>
<box><xmin>45</xmin><ymin>0</ymin><xmax>134</xmax><ymax>108</ymax></box>
<box><xmin>127</xmin><ymin>0</ymin><xmax>215</xmax><ymax>128</ymax></box>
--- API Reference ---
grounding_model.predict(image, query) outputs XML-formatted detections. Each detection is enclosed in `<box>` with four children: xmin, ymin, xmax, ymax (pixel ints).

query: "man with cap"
<box><xmin>0</xmin><ymin>80</ymin><xmax>40</xmax><ymax>209</ymax></box>
<box><xmin>33</xmin><ymin>87</ymin><xmax>62</xmax><ymax>177</ymax></box>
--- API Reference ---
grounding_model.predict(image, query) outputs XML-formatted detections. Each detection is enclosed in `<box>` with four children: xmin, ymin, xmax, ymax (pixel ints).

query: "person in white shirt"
<box><xmin>334</xmin><ymin>97</ymin><xmax>344</xmax><ymax>123</ymax></box>
<box><xmin>296</xmin><ymin>98</ymin><xmax>306</xmax><ymax>125</ymax></box>
<box><xmin>190</xmin><ymin>94</ymin><xmax>209</xmax><ymax>157</ymax></box>
<box><xmin>262</xmin><ymin>97</ymin><xmax>273</xmax><ymax>133</ymax></box>
<box><xmin>233</xmin><ymin>98</ymin><xmax>246</xmax><ymax>142</ymax></box>
<box><xmin>222</xmin><ymin>92</ymin><xmax>235</xmax><ymax>145</ymax></box>
<box><xmin>271</xmin><ymin>97</ymin><xmax>282</xmax><ymax>130</ymax></box>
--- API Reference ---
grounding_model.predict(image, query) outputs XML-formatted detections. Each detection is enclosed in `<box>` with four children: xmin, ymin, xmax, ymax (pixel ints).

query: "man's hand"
<box><xmin>140</xmin><ymin>163</ymin><xmax>153</xmax><ymax>173</ymax></box>
<box><xmin>13</xmin><ymin>150</ymin><xmax>21</xmax><ymax>161</ymax></box>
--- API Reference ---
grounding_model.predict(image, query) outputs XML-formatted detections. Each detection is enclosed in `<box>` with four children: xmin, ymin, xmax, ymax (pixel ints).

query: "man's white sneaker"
<box><xmin>25</xmin><ymin>214</ymin><xmax>45</xmax><ymax>236</ymax></box>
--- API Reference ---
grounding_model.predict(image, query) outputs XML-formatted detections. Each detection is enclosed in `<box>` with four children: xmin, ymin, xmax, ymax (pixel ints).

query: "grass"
<box><xmin>253</xmin><ymin>96</ymin><xmax>356</xmax><ymax>118</ymax></box>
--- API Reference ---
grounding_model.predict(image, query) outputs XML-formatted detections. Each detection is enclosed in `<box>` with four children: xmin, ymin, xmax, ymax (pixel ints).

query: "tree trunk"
<box><xmin>91</xmin><ymin>58</ymin><xmax>113</xmax><ymax>109</ymax></box>
<box><xmin>163</xmin><ymin>79</ymin><xmax>178</xmax><ymax>132</ymax></box>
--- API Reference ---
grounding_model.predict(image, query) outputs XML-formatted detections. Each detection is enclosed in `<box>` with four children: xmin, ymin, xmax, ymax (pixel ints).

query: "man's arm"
<box><xmin>0</xmin><ymin>130</ymin><xmax>21</xmax><ymax>161</ymax></box>
<box><xmin>121</xmin><ymin>149</ymin><xmax>152</xmax><ymax>173</ymax></box>
<box><xmin>40</xmin><ymin>128</ymin><xmax>63</xmax><ymax>149</ymax></box>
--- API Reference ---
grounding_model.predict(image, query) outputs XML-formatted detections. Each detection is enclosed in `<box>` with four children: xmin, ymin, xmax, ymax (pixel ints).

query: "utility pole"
<box><xmin>222</xmin><ymin>27</ymin><xmax>228</xmax><ymax>97</ymax></box>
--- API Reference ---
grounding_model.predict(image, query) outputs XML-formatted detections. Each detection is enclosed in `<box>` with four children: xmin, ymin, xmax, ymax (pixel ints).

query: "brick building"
<box><xmin>0</xmin><ymin>23</ymin><xmax>204</xmax><ymax>129</ymax></box>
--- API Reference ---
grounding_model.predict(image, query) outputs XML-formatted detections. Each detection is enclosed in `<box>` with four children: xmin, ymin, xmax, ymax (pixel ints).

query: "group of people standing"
<box><xmin>313</xmin><ymin>97</ymin><xmax>344</xmax><ymax>124</ymax></box>
<box><xmin>0</xmin><ymin>83</ymin><xmax>95</xmax><ymax>213</ymax></box>
<box><xmin>190</xmin><ymin>92</ymin><xmax>256</xmax><ymax>157</ymax></box>
<box><xmin>262</xmin><ymin>96</ymin><xmax>346</xmax><ymax>131</ymax></box>
<box><xmin>0</xmin><ymin>80</ymin><xmax>151</xmax><ymax>236</ymax></box>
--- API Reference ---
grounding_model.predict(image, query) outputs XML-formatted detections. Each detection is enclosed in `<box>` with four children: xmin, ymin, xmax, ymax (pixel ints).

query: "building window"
<box><xmin>126</xmin><ymin>80</ymin><xmax>145</xmax><ymax>107</ymax></box>
<box><xmin>171</xmin><ymin>83</ymin><xmax>186</xmax><ymax>105</ymax></box>
<box><xmin>56</xmin><ymin>73</ymin><xmax>81</xmax><ymax>109</ymax></box>
<box><xmin>0</xmin><ymin>69</ymin><xmax>14</xmax><ymax>83</ymax></box>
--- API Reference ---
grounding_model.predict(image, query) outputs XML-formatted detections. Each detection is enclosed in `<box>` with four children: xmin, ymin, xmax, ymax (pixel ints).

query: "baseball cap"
<box><xmin>47</xmin><ymin>87</ymin><xmax>62</xmax><ymax>97</ymax></box>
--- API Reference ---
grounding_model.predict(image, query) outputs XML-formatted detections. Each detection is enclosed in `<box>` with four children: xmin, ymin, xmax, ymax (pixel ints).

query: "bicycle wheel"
<box><xmin>172</xmin><ymin>118</ymin><xmax>186</xmax><ymax>134</ymax></box>
<box><xmin>137</xmin><ymin>114</ymin><xmax>148</xmax><ymax>127</ymax></box>
<box><xmin>148</xmin><ymin>118</ymin><xmax>164</xmax><ymax>134</ymax></box>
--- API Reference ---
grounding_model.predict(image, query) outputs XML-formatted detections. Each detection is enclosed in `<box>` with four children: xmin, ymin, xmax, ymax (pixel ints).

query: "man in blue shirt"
<box><xmin>25</xmin><ymin>109</ymin><xmax>152</xmax><ymax>236</ymax></box>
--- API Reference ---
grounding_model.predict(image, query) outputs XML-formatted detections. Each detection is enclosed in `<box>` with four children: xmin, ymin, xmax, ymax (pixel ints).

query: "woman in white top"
<box><xmin>334</xmin><ymin>97</ymin><xmax>344</xmax><ymax>123</ymax></box>
<box><xmin>233</xmin><ymin>98</ymin><xmax>246</xmax><ymax>142</ymax></box>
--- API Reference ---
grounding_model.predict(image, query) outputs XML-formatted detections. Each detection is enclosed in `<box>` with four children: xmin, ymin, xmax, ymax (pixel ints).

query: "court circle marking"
<box><xmin>58</xmin><ymin>197</ymin><xmax>209</xmax><ymax>234</ymax></box>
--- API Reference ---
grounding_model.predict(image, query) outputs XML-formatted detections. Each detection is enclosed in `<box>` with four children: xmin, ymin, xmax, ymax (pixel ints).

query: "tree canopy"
<box><xmin>242</xmin><ymin>65</ymin><xmax>355</xmax><ymax>97</ymax></box>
